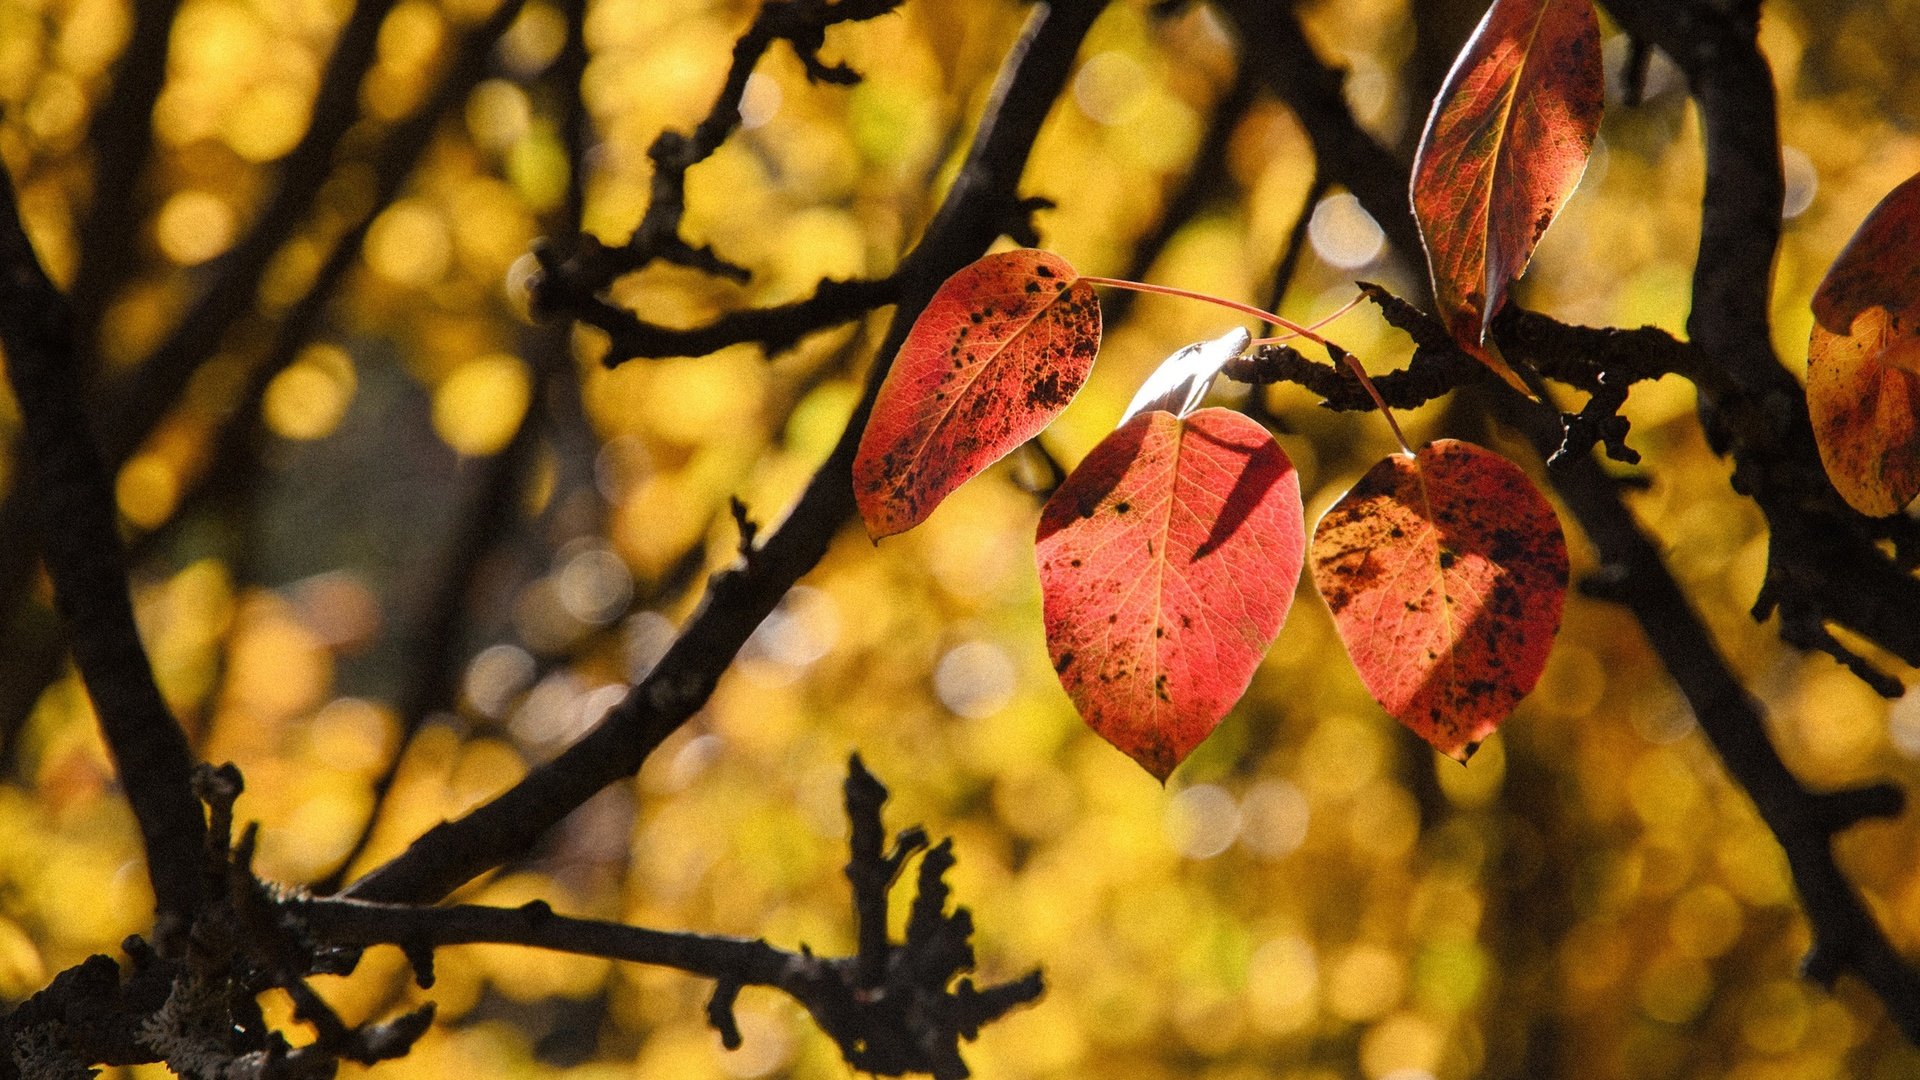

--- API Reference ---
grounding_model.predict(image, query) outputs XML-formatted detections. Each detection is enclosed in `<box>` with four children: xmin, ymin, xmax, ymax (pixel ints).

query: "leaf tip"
<box><xmin>1138</xmin><ymin>753</ymin><xmax>1177</xmax><ymax>785</ymax></box>
<box><xmin>1465</xmin><ymin>336</ymin><xmax>1538</xmax><ymax>400</ymax></box>
<box><xmin>854</xmin><ymin>492</ymin><xmax>917</xmax><ymax>541</ymax></box>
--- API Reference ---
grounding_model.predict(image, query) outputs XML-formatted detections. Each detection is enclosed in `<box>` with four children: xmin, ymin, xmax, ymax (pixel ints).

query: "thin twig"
<box><xmin>570</xmin><ymin>274</ymin><xmax>902</xmax><ymax>365</ymax></box>
<box><xmin>530</xmin><ymin>0</ymin><xmax>910</xmax><ymax>322</ymax></box>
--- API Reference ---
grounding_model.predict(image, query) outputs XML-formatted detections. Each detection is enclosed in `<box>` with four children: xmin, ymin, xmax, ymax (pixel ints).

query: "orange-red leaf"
<box><xmin>1310</xmin><ymin>440</ymin><xmax>1566</xmax><ymax>762</ymax></box>
<box><xmin>1411</xmin><ymin>0</ymin><xmax>1601</xmax><ymax>393</ymax></box>
<box><xmin>854</xmin><ymin>249</ymin><xmax>1101</xmax><ymax>538</ymax></box>
<box><xmin>1037</xmin><ymin>408</ymin><xmax>1305</xmax><ymax>781</ymax></box>
<box><xmin>1807</xmin><ymin>170</ymin><xmax>1920</xmax><ymax>516</ymax></box>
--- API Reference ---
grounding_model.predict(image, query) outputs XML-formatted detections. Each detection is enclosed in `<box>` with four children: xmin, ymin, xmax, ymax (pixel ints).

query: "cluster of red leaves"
<box><xmin>845</xmin><ymin>0</ymin><xmax>1650</xmax><ymax>778</ymax></box>
<box><xmin>851</xmin><ymin>247</ymin><xmax>1568</xmax><ymax>777</ymax></box>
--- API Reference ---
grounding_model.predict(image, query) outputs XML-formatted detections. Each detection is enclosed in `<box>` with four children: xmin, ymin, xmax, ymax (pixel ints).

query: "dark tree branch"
<box><xmin>344</xmin><ymin>0</ymin><xmax>1113</xmax><ymax>906</ymax></box>
<box><xmin>91</xmin><ymin>0</ymin><xmax>400</xmax><ymax>460</ymax></box>
<box><xmin>553</xmin><ymin>0</ymin><xmax>592</xmax><ymax>243</ymax></box>
<box><xmin>1230</xmin><ymin>0</ymin><xmax>1920</xmax><ymax>1028</ymax></box>
<box><xmin>0</xmin><ymin>0</ymin><xmax>540</xmax><ymax>762</ymax></box>
<box><xmin>1339</xmin><ymin>285</ymin><xmax>1920</xmax><ymax>1038</ymax></box>
<box><xmin>1223</xmin><ymin>281</ymin><xmax>1687</xmax><ymax>454</ymax></box>
<box><xmin>300</xmin><ymin>756</ymin><xmax>1037</xmax><ymax>1080</ymax></box>
<box><xmin>1536</xmin><ymin>429</ymin><xmax>1920</xmax><ymax>1043</ymax></box>
<box><xmin>304</xmin><ymin>895</ymin><xmax>796</xmax><ymax>991</ymax></box>
<box><xmin>1597</xmin><ymin>0</ymin><xmax>1920</xmax><ymax>689</ymax></box>
<box><xmin>633</xmin><ymin>0</ymin><xmax>906</xmax><ymax>272</ymax></box>
<box><xmin>527</xmin><ymin>2</ymin><xmax>912</xmax><ymax>366</ymax></box>
<box><xmin>0</xmin><ymin>954</ymin><xmax>178</xmax><ymax>1077</ymax></box>
<box><xmin>0</xmin><ymin>604</ymin><xmax>63</xmax><ymax>775</ymax></box>
<box><xmin>0</xmin><ymin>164</ymin><xmax>207</xmax><ymax>947</ymax></box>
<box><xmin>67</xmin><ymin>0</ymin><xmax>184</xmax><ymax>338</ymax></box>
<box><xmin>0</xmin><ymin>766</ymin><xmax>434</xmax><ymax>1077</ymax></box>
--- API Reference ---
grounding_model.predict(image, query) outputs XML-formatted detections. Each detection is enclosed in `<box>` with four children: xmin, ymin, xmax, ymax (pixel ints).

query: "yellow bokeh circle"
<box><xmin>433</xmin><ymin>353</ymin><xmax>532</xmax><ymax>456</ymax></box>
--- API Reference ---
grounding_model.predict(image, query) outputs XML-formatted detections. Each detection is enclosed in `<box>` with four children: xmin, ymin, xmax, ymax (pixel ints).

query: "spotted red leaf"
<box><xmin>854</xmin><ymin>249</ymin><xmax>1101</xmax><ymax>538</ymax></box>
<box><xmin>1411</xmin><ymin>0</ymin><xmax>1602</xmax><ymax>394</ymax></box>
<box><xmin>1037</xmin><ymin>408</ymin><xmax>1305</xmax><ymax>781</ymax></box>
<box><xmin>1310</xmin><ymin>440</ymin><xmax>1566</xmax><ymax>761</ymax></box>
<box><xmin>1807</xmin><ymin>170</ymin><xmax>1920</xmax><ymax>516</ymax></box>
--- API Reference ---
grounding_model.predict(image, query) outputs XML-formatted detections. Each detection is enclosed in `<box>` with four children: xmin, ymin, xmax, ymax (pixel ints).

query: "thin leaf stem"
<box><xmin>1086</xmin><ymin>276</ymin><xmax>1408</xmax><ymax>453</ymax></box>
<box><xmin>1246</xmin><ymin>293</ymin><xmax>1365</xmax><ymax>348</ymax></box>
<box><xmin>1081</xmin><ymin>276</ymin><xmax>1331</xmax><ymax>345</ymax></box>
<box><xmin>1337</xmin><ymin>348</ymin><xmax>1413</xmax><ymax>455</ymax></box>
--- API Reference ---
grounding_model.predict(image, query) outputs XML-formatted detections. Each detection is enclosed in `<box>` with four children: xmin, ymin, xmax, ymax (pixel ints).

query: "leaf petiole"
<box><xmin>1080</xmin><ymin>276</ymin><xmax>1334</xmax><ymax>346</ymax></box>
<box><xmin>1246</xmin><ymin>293</ymin><xmax>1366</xmax><ymax>349</ymax></box>
<box><xmin>1331</xmin><ymin>346</ymin><xmax>1413</xmax><ymax>456</ymax></box>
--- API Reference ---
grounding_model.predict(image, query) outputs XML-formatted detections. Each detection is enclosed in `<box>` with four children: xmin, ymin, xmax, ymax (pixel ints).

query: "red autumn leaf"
<box><xmin>1410</xmin><ymin>0</ymin><xmax>1602</xmax><ymax>394</ymax></box>
<box><xmin>1037</xmin><ymin>408</ymin><xmax>1305</xmax><ymax>781</ymax></box>
<box><xmin>1310</xmin><ymin>440</ymin><xmax>1566</xmax><ymax>762</ymax></box>
<box><xmin>1807</xmin><ymin>170</ymin><xmax>1920</xmax><ymax>516</ymax></box>
<box><xmin>854</xmin><ymin>249</ymin><xmax>1101</xmax><ymax>538</ymax></box>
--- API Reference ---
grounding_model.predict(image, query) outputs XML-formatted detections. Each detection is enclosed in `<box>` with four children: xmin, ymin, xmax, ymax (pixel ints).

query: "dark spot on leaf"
<box><xmin>1115</xmin><ymin>502</ymin><xmax>1132</xmax><ymax>514</ymax></box>
<box><xmin>1026</xmin><ymin>370</ymin><xmax>1069</xmax><ymax>410</ymax></box>
<box><xmin>1054</xmin><ymin>650</ymin><xmax>1074</xmax><ymax>674</ymax></box>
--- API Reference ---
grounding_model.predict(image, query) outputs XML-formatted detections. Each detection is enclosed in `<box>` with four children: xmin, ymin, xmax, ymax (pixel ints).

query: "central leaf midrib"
<box><xmin>1410</xmin><ymin>453</ymin><xmax>1463</xmax><ymax>711</ymax></box>
<box><xmin>1481</xmin><ymin>0</ymin><xmax>1561</xmax><ymax>312</ymax></box>
<box><xmin>1146</xmin><ymin>415</ymin><xmax>1184</xmax><ymax>721</ymax></box>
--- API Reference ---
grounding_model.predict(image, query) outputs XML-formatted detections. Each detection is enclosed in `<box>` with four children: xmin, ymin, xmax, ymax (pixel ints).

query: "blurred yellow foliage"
<box><xmin>434</xmin><ymin>352</ymin><xmax>532</xmax><ymax>454</ymax></box>
<box><xmin>0</xmin><ymin>1</ymin><xmax>1918</xmax><ymax>1078</ymax></box>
